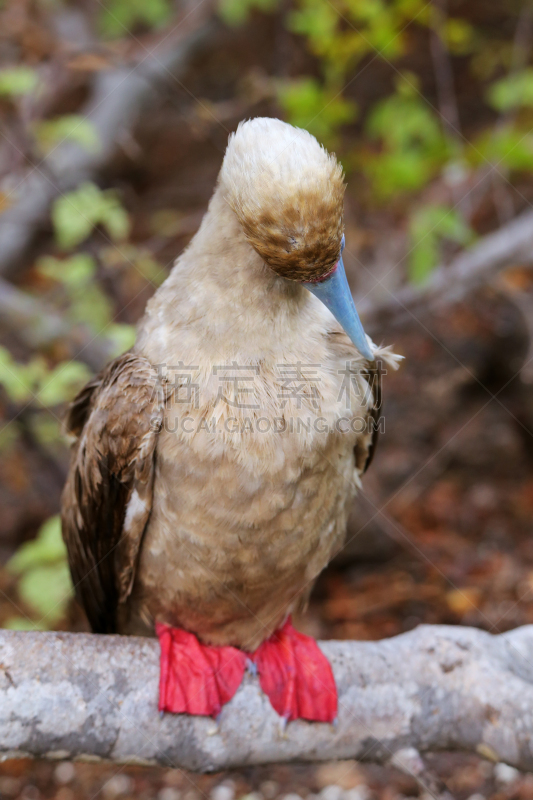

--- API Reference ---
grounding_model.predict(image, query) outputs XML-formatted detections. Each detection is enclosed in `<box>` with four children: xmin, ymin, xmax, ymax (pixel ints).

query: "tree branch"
<box><xmin>2</xmin><ymin>624</ymin><xmax>533</xmax><ymax>771</ymax></box>
<box><xmin>359</xmin><ymin>208</ymin><xmax>533</xmax><ymax>328</ymax></box>
<box><xmin>0</xmin><ymin>277</ymin><xmax>114</xmax><ymax>371</ymax></box>
<box><xmin>0</xmin><ymin>0</ymin><xmax>217</xmax><ymax>277</ymax></box>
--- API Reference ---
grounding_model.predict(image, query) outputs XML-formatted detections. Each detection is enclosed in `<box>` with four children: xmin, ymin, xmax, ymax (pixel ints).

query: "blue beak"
<box><xmin>303</xmin><ymin>237</ymin><xmax>374</xmax><ymax>362</ymax></box>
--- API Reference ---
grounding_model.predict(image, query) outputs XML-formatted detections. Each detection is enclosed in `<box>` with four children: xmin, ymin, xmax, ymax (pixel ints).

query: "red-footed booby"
<box><xmin>61</xmin><ymin>117</ymin><xmax>401</xmax><ymax>724</ymax></box>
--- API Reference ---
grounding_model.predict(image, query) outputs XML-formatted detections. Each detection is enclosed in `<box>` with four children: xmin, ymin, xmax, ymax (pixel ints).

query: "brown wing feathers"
<box><xmin>354</xmin><ymin>359</ymin><xmax>382</xmax><ymax>475</ymax></box>
<box><xmin>62</xmin><ymin>348</ymin><xmax>380</xmax><ymax>634</ymax></box>
<box><xmin>61</xmin><ymin>353</ymin><xmax>164</xmax><ymax>634</ymax></box>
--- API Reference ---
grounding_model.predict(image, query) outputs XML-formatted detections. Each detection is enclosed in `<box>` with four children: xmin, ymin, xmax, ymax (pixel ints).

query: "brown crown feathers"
<box><xmin>220</xmin><ymin>117</ymin><xmax>346</xmax><ymax>282</ymax></box>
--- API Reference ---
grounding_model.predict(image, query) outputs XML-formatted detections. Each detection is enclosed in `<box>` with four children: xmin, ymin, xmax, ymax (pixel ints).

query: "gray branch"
<box><xmin>2</xmin><ymin>624</ymin><xmax>533</xmax><ymax>771</ymax></box>
<box><xmin>359</xmin><ymin>207</ymin><xmax>533</xmax><ymax>326</ymax></box>
<box><xmin>0</xmin><ymin>277</ymin><xmax>114</xmax><ymax>371</ymax></box>
<box><xmin>0</xmin><ymin>0</ymin><xmax>216</xmax><ymax>277</ymax></box>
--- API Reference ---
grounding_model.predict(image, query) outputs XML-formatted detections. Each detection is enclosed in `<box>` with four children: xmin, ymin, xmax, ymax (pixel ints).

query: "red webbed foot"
<box><xmin>156</xmin><ymin>623</ymin><xmax>247</xmax><ymax>717</ymax></box>
<box><xmin>252</xmin><ymin>617</ymin><xmax>337</xmax><ymax>723</ymax></box>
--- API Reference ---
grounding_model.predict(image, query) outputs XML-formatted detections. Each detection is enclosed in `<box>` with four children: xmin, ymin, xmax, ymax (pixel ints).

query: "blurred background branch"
<box><xmin>0</xmin><ymin>0</ymin><xmax>216</xmax><ymax>279</ymax></box>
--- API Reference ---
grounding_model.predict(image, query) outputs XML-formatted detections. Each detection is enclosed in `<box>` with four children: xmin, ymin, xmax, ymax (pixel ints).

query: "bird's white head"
<box><xmin>219</xmin><ymin>118</ymin><xmax>374</xmax><ymax>361</ymax></box>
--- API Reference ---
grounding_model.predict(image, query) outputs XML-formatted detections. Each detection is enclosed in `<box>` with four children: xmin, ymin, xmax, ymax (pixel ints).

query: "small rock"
<box><xmin>0</xmin><ymin>778</ymin><xmax>21</xmax><ymax>797</ymax></box>
<box><xmin>390</xmin><ymin>748</ymin><xmax>425</xmax><ymax>777</ymax></box>
<box><xmin>494</xmin><ymin>763</ymin><xmax>520</xmax><ymax>785</ymax></box>
<box><xmin>102</xmin><ymin>774</ymin><xmax>133</xmax><ymax>798</ymax></box>
<box><xmin>319</xmin><ymin>786</ymin><xmax>344</xmax><ymax>800</ymax></box>
<box><xmin>315</xmin><ymin>761</ymin><xmax>365</xmax><ymax>790</ymax></box>
<box><xmin>211</xmin><ymin>784</ymin><xmax>236</xmax><ymax>800</ymax></box>
<box><xmin>54</xmin><ymin>762</ymin><xmax>76</xmax><ymax>785</ymax></box>
<box><xmin>344</xmin><ymin>788</ymin><xmax>370</xmax><ymax>800</ymax></box>
<box><xmin>466</xmin><ymin>794</ymin><xmax>485</xmax><ymax>800</ymax></box>
<box><xmin>164</xmin><ymin>770</ymin><xmax>182</xmax><ymax>787</ymax></box>
<box><xmin>56</xmin><ymin>790</ymin><xmax>75</xmax><ymax>800</ymax></box>
<box><xmin>241</xmin><ymin>793</ymin><xmax>263</xmax><ymax>800</ymax></box>
<box><xmin>478</xmin><ymin>761</ymin><xmax>494</xmax><ymax>779</ymax></box>
<box><xmin>281</xmin><ymin>794</ymin><xmax>305</xmax><ymax>800</ymax></box>
<box><xmin>159</xmin><ymin>789</ymin><xmax>182</xmax><ymax>800</ymax></box>
<box><xmin>260</xmin><ymin>782</ymin><xmax>279</xmax><ymax>799</ymax></box>
<box><xmin>20</xmin><ymin>787</ymin><xmax>40</xmax><ymax>800</ymax></box>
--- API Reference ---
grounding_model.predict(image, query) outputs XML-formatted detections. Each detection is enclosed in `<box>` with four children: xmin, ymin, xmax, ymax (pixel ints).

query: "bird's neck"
<box><xmin>136</xmin><ymin>184</ymin><xmax>323</xmax><ymax>367</ymax></box>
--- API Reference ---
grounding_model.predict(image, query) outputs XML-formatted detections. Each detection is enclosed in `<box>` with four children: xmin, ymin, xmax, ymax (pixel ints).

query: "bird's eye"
<box><xmin>341</xmin><ymin>234</ymin><xmax>345</xmax><ymax>253</ymax></box>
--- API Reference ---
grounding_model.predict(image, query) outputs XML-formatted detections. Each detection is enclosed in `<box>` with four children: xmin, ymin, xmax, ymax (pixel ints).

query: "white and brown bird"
<box><xmin>61</xmin><ymin>117</ymin><xmax>401</xmax><ymax>723</ymax></box>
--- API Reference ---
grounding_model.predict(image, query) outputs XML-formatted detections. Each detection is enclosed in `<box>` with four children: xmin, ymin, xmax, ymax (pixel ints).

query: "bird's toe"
<box><xmin>252</xmin><ymin>617</ymin><xmax>337</xmax><ymax>723</ymax></box>
<box><xmin>156</xmin><ymin>622</ymin><xmax>247</xmax><ymax>717</ymax></box>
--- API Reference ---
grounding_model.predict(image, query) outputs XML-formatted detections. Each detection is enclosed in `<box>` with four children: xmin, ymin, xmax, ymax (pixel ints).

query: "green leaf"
<box><xmin>30</xmin><ymin>413</ymin><xmax>61</xmax><ymax>448</ymax></box>
<box><xmin>219</xmin><ymin>0</ymin><xmax>279</xmax><ymax>25</ymax></box>
<box><xmin>0</xmin><ymin>66</ymin><xmax>38</xmax><ymax>97</ymax></box>
<box><xmin>17</xmin><ymin>562</ymin><xmax>73</xmax><ymax>624</ymax></box>
<box><xmin>0</xmin><ymin>346</ymin><xmax>31</xmax><ymax>403</ymax></box>
<box><xmin>7</xmin><ymin>515</ymin><xmax>67</xmax><ymax>574</ymax></box>
<box><xmin>37</xmin><ymin>253</ymin><xmax>97</xmax><ymax>287</ymax></box>
<box><xmin>100</xmin><ymin>0</ymin><xmax>172</xmax><ymax>37</ymax></box>
<box><xmin>363</xmin><ymin>149</ymin><xmax>435</xmax><ymax>198</ymax></box>
<box><xmin>3</xmin><ymin>616</ymin><xmax>48</xmax><ymax>631</ymax></box>
<box><xmin>7</xmin><ymin>515</ymin><xmax>73</xmax><ymax>627</ymax></box>
<box><xmin>37</xmin><ymin>253</ymin><xmax>118</xmax><ymax>333</ymax></box>
<box><xmin>367</xmin><ymin>79</ymin><xmax>443</xmax><ymax>151</ymax></box>
<box><xmin>362</xmin><ymin>75</ymin><xmax>451</xmax><ymax>199</ymax></box>
<box><xmin>52</xmin><ymin>187</ymin><xmax>97</xmax><ymax>250</ymax></box>
<box><xmin>408</xmin><ymin>205</ymin><xmax>473</xmax><ymax>284</ymax></box>
<box><xmin>409</xmin><ymin>237</ymin><xmax>439</xmax><ymax>285</ymax></box>
<box><xmin>133</xmin><ymin>250</ymin><xmax>166</xmax><ymax>284</ymax></box>
<box><xmin>288</xmin><ymin>2</ymin><xmax>342</xmax><ymax>56</ymax></box>
<box><xmin>69</xmin><ymin>285</ymin><xmax>114</xmax><ymax>330</ymax></box>
<box><xmin>444</xmin><ymin>18</ymin><xmax>475</xmax><ymax>56</ymax></box>
<box><xmin>487</xmin><ymin>68</ymin><xmax>533</xmax><ymax>112</ymax></box>
<box><xmin>472</xmin><ymin>126</ymin><xmax>533</xmax><ymax>172</ymax></box>
<box><xmin>36</xmin><ymin>361</ymin><xmax>92</xmax><ymax>407</ymax></box>
<box><xmin>0</xmin><ymin>423</ymin><xmax>18</xmax><ymax>454</ymax></box>
<box><xmin>107</xmin><ymin>323</ymin><xmax>137</xmax><ymax>356</ymax></box>
<box><xmin>278</xmin><ymin>77</ymin><xmax>357</xmax><ymax>146</ymax></box>
<box><xmin>395</xmin><ymin>0</ymin><xmax>430</xmax><ymax>20</ymax></box>
<box><xmin>52</xmin><ymin>182</ymin><xmax>130</xmax><ymax>249</ymax></box>
<box><xmin>0</xmin><ymin>346</ymin><xmax>47</xmax><ymax>404</ymax></box>
<box><xmin>101</xmin><ymin>199</ymin><xmax>130</xmax><ymax>242</ymax></box>
<box><xmin>33</xmin><ymin>115</ymin><xmax>100</xmax><ymax>155</ymax></box>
